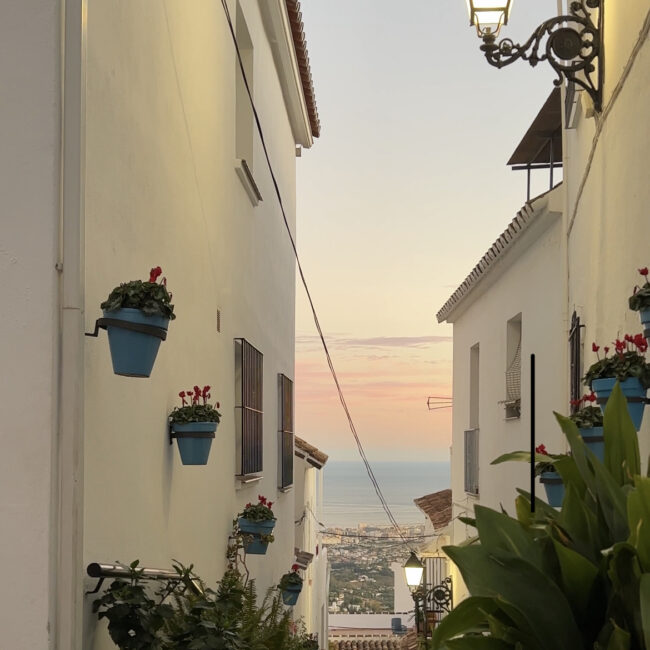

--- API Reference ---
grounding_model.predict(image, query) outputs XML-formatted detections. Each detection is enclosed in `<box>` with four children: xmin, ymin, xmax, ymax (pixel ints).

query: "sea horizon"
<box><xmin>322</xmin><ymin>460</ymin><xmax>450</xmax><ymax>529</ymax></box>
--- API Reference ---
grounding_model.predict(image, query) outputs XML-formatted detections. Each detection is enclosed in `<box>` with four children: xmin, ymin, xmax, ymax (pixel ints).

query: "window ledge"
<box><xmin>278</xmin><ymin>485</ymin><xmax>293</xmax><ymax>494</ymax></box>
<box><xmin>235</xmin><ymin>159</ymin><xmax>262</xmax><ymax>206</ymax></box>
<box><xmin>236</xmin><ymin>474</ymin><xmax>263</xmax><ymax>486</ymax></box>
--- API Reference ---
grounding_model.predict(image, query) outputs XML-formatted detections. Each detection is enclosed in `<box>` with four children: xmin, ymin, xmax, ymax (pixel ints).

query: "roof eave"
<box><xmin>258</xmin><ymin>0</ymin><xmax>318</xmax><ymax>147</ymax></box>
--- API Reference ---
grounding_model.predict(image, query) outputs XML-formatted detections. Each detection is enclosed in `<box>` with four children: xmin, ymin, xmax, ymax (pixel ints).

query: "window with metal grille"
<box><xmin>569</xmin><ymin>311</ymin><xmax>584</xmax><ymax>413</ymax></box>
<box><xmin>235</xmin><ymin>339</ymin><xmax>263</xmax><ymax>476</ymax></box>
<box><xmin>278</xmin><ymin>374</ymin><xmax>294</xmax><ymax>489</ymax></box>
<box><xmin>505</xmin><ymin>315</ymin><xmax>522</xmax><ymax>418</ymax></box>
<box><xmin>464</xmin><ymin>429</ymin><xmax>479</xmax><ymax>495</ymax></box>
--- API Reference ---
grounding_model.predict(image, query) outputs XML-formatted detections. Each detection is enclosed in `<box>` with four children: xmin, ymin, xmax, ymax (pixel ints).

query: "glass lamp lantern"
<box><xmin>403</xmin><ymin>552</ymin><xmax>424</xmax><ymax>589</ymax></box>
<box><xmin>466</xmin><ymin>0</ymin><xmax>513</xmax><ymax>37</ymax></box>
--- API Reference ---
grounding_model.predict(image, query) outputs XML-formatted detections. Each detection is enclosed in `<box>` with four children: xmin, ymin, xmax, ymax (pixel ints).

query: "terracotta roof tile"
<box><xmin>285</xmin><ymin>0</ymin><xmax>320</xmax><ymax>138</ymax></box>
<box><xmin>413</xmin><ymin>489</ymin><xmax>452</xmax><ymax>529</ymax></box>
<box><xmin>295</xmin><ymin>435</ymin><xmax>328</xmax><ymax>468</ymax></box>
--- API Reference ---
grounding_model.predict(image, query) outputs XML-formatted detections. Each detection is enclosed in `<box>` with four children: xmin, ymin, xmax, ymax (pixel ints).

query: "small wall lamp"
<box><xmin>465</xmin><ymin>0</ymin><xmax>603</xmax><ymax>112</ymax></box>
<box><xmin>403</xmin><ymin>551</ymin><xmax>424</xmax><ymax>589</ymax></box>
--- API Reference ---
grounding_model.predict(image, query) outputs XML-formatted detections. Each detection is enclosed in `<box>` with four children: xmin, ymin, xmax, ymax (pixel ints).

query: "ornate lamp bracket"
<box><xmin>481</xmin><ymin>0</ymin><xmax>603</xmax><ymax>112</ymax></box>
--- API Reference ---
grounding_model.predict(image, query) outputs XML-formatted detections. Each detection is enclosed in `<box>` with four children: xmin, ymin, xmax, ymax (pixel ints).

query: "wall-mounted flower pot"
<box><xmin>641</xmin><ymin>308</ymin><xmax>650</xmax><ymax>340</ymax></box>
<box><xmin>238</xmin><ymin>518</ymin><xmax>276</xmax><ymax>555</ymax></box>
<box><xmin>171</xmin><ymin>422</ymin><xmax>217</xmax><ymax>465</ymax></box>
<box><xmin>103</xmin><ymin>308</ymin><xmax>169</xmax><ymax>377</ymax></box>
<box><xmin>540</xmin><ymin>471</ymin><xmax>564</xmax><ymax>508</ymax></box>
<box><xmin>592</xmin><ymin>377</ymin><xmax>647</xmax><ymax>430</ymax></box>
<box><xmin>579</xmin><ymin>426</ymin><xmax>604</xmax><ymax>463</ymax></box>
<box><xmin>280</xmin><ymin>584</ymin><xmax>302</xmax><ymax>606</ymax></box>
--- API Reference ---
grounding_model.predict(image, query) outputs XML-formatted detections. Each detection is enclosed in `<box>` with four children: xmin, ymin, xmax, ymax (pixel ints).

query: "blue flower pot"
<box><xmin>592</xmin><ymin>377</ymin><xmax>647</xmax><ymax>431</ymax></box>
<box><xmin>281</xmin><ymin>584</ymin><xmax>302</xmax><ymax>606</ymax></box>
<box><xmin>579</xmin><ymin>426</ymin><xmax>604</xmax><ymax>462</ymax></box>
<box><xmin>238</xmin><ymin>517</ymin><xmax>276</xmax><ymax>555</ymax></box>
<box><xmin>103</xmin><ymin>308</ymin><xmax>169</xmax><ymax>377</ymax></box>
<box><xmin>171</xmin><ymin>422</ymin><xmax>217</xmax><ymax>465</ymax></box>
<box><xmin>540</xmin><ymin>471</ymin><xmax>564</xmax><ymax>508</ymax></box>
<box><xmin>640</xmin><ymin>308</ymin><xmax>650</xmax><ymax>340</ymax></box>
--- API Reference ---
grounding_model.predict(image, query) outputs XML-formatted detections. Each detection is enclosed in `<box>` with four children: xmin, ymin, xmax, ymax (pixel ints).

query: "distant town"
<box><xmin>324</xmin><ymin>523</ymin><xmax>425</xmax><ymax>614</ymax></box>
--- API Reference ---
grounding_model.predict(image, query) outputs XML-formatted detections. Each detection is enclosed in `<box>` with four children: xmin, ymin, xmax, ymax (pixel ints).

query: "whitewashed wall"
<box><xmin>82</xmin><ymin>1</ymin><xmax>302</xmax><ymax>646</ymax></box>
<box><xmin>446</xmin><ymin>188</ymin><xmax>566</xmax><ymax>602</ymax></box>
<box><xmin>0</xmin><ymin>1</ymin><xmax>61</xmax><ymax>648</ymax></box>
<box><xmin>563</xmin><ymin>1</ymin><xmax>650</xmax><ymax>464</ymax></box>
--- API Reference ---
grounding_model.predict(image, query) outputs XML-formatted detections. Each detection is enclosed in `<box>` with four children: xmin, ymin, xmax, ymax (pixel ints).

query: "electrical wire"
<box><xmin>219</xmin><ymin>0</ymin><xmax>415</xmax><ymax>550</ymax></box>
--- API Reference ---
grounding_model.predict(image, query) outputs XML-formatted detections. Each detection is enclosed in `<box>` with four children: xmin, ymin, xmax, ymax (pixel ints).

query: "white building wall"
<box><xmin>563</xmin><ymin>2</ymin><xmax>650</xmax><ymax>464</ymax></box>
<box><xmin>81</xmin><ymin>1</ymin><xmax>303</xmax><ymax>646</ymax></box>
<box><xmin>446</xmin><ymin>189</ymin><xmax>566</xmax><ymax>602</ymax></box>
<box><xmin>0</xmin><ymin>2</ymin><xmax>61</xmax><ymax>648</ymax></box>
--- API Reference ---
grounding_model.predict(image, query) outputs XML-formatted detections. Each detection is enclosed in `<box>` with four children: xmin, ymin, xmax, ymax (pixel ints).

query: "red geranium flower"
<box><xmin>639</xmin><ymin>267</ymin><xmax>649</xmax><ymax>277</ymax></box>
<box><xmin>149</xmin><ymin>266</ymin><xmax>163</xmax><ymax>283</ymax></box>
<box><xmin>592</xmin><ymin>343</ymin><xmax>599</xmax><ymax>352</ymax></box>
<box><xmin>535</xmin><ymin>444</ymin><xmax>547</xmax><ymax>455</ymax></box>
<box><xmin>291</xmin><ymin>564</ymin><xmax>299</xmax><ymax>572</ymax></box>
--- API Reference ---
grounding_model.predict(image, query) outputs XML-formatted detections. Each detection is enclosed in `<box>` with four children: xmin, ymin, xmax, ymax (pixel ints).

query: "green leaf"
<box><xmin>429</xmin><ymin>597</ymin><xmax>495</xmax><ymax>649</ymax></box>
<box><xmin>558</xmin><ymin>483</ymin><xmax>603</xmax><ymax>563</ymax></box>
<box><xmin>607</xmin><ymin>543</ymin><xmax>643</xmax><ymax>643</ymax></box>
<box><xmin>443</xmin><ymin>545</ymin><xmax>582</xmax><ymax>650</ymax></box>
<box><xmin>555</xmin><ymin>412</ymin><xmax>628</xmax><ymax>543</ymax></box>
<box><xmin>603</xmin><ymin>382</ymin><xmax>640</xmax><ymax>485</ymax></box>
<box><xmin>551</xmin><ymin>538</ymin><xmax>599</xmax><ymax>619</ymax></box>
<box><xmin>627</xmin><ymin>476</ymin><xmax>650</xmax><ymax>571</ymax></box>
<box><xmin>605</xmin><ymin>621</ymin><xmax>631</xmax><ymax>650</ymax></box>
<box><xmin>474</xmin><ymin>506</ymin><xmax>543</xmax><ymax>571</ymax></box>
<box><xmin>640</xmin><ymin>573</ymin><xmax>650</xmax><ymax>650</ymax></box>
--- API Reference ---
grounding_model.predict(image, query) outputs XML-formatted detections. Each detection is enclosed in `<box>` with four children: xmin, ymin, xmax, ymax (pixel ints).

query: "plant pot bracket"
<box><xmin>84</xmin><ymin>317</ymin><xmax>168</xmax><ymax>340</ymax></box>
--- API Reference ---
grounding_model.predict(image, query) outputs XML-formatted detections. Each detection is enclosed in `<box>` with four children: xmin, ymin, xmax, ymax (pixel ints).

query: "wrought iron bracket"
<box><xmin>84</xmin><ymin>317</ymin><xmax>168</xmax><ymax>340</ymax></box>
<box><xmin>481</xmin><ymin>0</ymin><xmax>603</xmax><ymax>112</ymax></box>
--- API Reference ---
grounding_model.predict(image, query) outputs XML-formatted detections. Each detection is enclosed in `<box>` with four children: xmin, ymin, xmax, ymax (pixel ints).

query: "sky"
<box><xmin>293</xmin><ymin>1</ymin><xmax>560</xmax><ymax>462</ymax></box>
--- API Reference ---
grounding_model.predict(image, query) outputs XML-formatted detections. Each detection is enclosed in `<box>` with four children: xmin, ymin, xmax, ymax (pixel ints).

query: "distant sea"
<box><xmin>322</xmin><ymin>461</ymin><xmax>450</xmax><ymax>528</ymax></box>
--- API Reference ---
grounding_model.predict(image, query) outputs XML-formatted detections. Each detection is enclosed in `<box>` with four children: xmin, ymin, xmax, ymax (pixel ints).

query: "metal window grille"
<box><xmin>464</xmin><ymin>429</ymin><xmax>479</xmax><ymax>495</ymax></box>
<box><xmin>278</xmin><ymin>374</ymin><xmax>294</xmax><ymax>489</ymax></box>
<box><xmin>569</xmin><ymin>311</ymin><xmax>584</xmax><ymax>414</ymax></box>
<box><xmin>235</xmin><ymin>339</ymin><xmax>263</xmax><ymax>475</ymax></box>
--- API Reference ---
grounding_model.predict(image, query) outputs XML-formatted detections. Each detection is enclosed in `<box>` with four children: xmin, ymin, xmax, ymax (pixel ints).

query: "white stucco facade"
<box><xmin>1</xmin><ymin>1</ymin><xmax>320</xmax><ymax>647</ymax></box>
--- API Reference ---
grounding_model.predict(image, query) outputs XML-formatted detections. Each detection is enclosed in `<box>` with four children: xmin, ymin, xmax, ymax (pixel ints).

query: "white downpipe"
<box><xmin>54</xmin><ymin>0</ymin><xmax>86</xmax><ymax>647</ymax></box>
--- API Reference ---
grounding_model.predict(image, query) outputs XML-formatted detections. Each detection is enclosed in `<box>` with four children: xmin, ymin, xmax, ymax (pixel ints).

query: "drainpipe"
<box><xmin>53</xmin><ymin>0</ymin><xmax>86</xmax><ymax>647</ymax></box>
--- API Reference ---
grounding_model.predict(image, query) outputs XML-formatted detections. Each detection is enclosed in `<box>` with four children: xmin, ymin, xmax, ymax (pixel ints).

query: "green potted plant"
<box><xmin>569</xmin><ymin>392</ymin><xmax>604</xmax><ymax>461</ymax></box>
<box><xmin>533</xmin><ymin>443</ymin><xmax>566</xmax><ymax>507</ymax></box>
<box><xmin>584</xmin><ymin>337</ymin><xmax>649</xmax><ymax>430</ymax></box>
<box><xmin>629</xmin><ymin>266</ymin><xmax>650</xmax><ymax>338</ymax></box>
<box><xmin>237</xmin><ymin>495</ymin><xmax>276</xmax><ymax>555</ymax></box>
<box><xmin>169</xmin><ymin>386</ymin><xmax>221</xmax><ymax>465</ymax></box>
<box><xmin>99</xmin><ymin>266</ymin><xmax>175</xmax><ymax>377</ymax></box>
<box><xmin>278</xmin><ymin>565</ymin><xmax>303</xmax><ymax>606</ymax></box>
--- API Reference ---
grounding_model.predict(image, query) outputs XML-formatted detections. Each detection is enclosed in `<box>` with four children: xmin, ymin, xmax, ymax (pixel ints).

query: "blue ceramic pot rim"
<box><xmin>103</xmin><ymin>308</ymin><xmax>170</xmax><ymax>330</ymax></box>
<box><xmin>282</xmin><ymin>584</ymin><xmax>303</xmax><ymax>593</ymax></box>
<box><xmin>540</xmin><ymin>471</ymin><xmax>562</xmax><ymax>484</ymax></box>
<box><xmin>238</xmin><ymin>517</ymin><xmax>277</xmax><ymax>531</ymax></box>
<box><xmin>592</xmin><ymin>377</ymin><xmax>645</xmax><ymax>392</ymax></box>
<box><xmin>171</xmin><ymin>421</ymin><xmax>218</xmax><ymax>432</ymax></box>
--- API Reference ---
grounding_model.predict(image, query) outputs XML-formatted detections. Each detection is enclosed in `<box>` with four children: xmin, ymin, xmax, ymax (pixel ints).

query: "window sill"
<box><xmin>236</xmin><ymin>474</ymin><xmax>263</xmax><ymax>487</ymax></box>
<box><xmin>235</xmin><ymin>159</ymin><xmax>262</xmax><ymax>206</ymax></box>
<box><xmin>278</xmin><ymin>485</ymin><xmax>293</xmax><ymax>494</ymax></box>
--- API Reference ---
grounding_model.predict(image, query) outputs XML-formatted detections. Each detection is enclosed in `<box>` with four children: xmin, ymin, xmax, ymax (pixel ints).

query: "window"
<box><xmin>464</xmin><ymin>429</ymin><xmax>479</xmax><ymax>495</ymax></box>
<box><xmin>235</xmin><ymin>339</ymin><xmax>263</xmax><ymax>476</ymax></box>
<box><xmin>469</xmin><ymin>344</ymin><xmax>479</xmax><ymax>430</ymax></box>
<box><xmin>234</xmin><ymin>2</ymin><xmax>262</xmax><ymax>205</ymax></box>
<box><xmin>505</xmin><ymin>314</ymin><xmax>522</xmax><ymax>418</ymax></box>
<box><xmin>569</xmin><ymin>311</ymin><xmax>584</xmax><ymax>413</ymax></box>
<box><xmin>278</xmin><ymin>374</ymin><xmax>294</xmax><ymax>489</ymax></box>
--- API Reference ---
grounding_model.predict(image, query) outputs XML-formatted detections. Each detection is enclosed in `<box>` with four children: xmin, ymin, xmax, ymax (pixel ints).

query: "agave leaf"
<box><xmin>429</xmin><ymin>596</ymin><xmax>495</xmax><ymax>649</ymax></box>
<box><xmin>603</xmin><ymin>382</ymin><xmax>640</xmax><ymax>485</ymax></box>
<box><xmin>474</xmin><ymin>506</ymin><xmax>543</xmax><ymax>571</ymax></box>
<box><xmin>640</xmin><ymin>573</ymin><xmax>650</xmax><ymax>650</ymax></box>
<box><xmin>443</xmin><ymin>545</ymin><xmax>582</xmax><ymax>650</ymax></box>
<box><xmin>627</xmin><ymin>476</ymin><xmax>650</xmax><ymax>572</ymax></box>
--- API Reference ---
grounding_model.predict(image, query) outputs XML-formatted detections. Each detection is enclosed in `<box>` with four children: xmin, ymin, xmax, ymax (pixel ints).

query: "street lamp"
<box><xmin>464</xmin><ymin>0</ymin><xmax>603</xmax><ymax>112</ymax></box>
<box><xmin>403</xmin><ymin>552</ymin><xmax>424</xmax><ymax>589</ymax></box>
